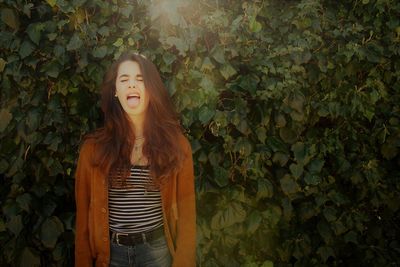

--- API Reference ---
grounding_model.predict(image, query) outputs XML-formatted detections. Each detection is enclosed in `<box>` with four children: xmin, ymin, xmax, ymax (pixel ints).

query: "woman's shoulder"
<box><xmin>176</xmin><ymin>132</ymin><xmax>192</xmax><ymax>155</ymax></box>
<box><xmin>79</xmin><ymin>128</ymin><xmax>106</xmax><ymax>150</ymax></box>
<box><xmin>78</xmin><ymin>135</ymin><xmax>98</xmax><ymax>155</ymax></box>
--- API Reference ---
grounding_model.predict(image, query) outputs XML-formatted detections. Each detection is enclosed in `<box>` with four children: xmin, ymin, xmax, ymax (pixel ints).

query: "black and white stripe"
<box><xmin>108</xmin><ymin>166</ymin><xmax>163</xmax><ymax>234</ymax></box>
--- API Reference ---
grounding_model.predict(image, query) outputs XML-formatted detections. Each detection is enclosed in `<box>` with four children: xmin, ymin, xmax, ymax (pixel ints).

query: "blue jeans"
<box><xmin>109</xmin><ymin>235</ymin><xmax>171</xmax><ymax>267</ymax></box>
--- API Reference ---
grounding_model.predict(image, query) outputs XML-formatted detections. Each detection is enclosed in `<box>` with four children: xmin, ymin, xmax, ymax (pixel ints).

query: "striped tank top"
<box><xmin>108</xmin><ymin>165</ymin><xmax>163</xmax><ymax>233</ymax></box>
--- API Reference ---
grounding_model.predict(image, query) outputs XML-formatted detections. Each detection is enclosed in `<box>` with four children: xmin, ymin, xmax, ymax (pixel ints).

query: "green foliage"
<box><xmin>1</xmin><ymin>0</ymin><xmax>400</xmax><ymax>266</ymax></box>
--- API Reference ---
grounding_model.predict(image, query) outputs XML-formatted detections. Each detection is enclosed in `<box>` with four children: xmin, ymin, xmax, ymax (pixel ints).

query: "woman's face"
<box><xmin>115</xmin><ymin>60</ymin><xmax>150</xmax><ymax>120</ymax></box>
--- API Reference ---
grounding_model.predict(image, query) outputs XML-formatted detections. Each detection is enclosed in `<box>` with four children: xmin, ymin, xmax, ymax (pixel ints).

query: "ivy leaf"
<box><xmin>212</xmin><ymin>46</ymin><xmax>225</xmax><ymax>64</ymax></box>
<box><xmin>49</xmin><ymin>159</ymin><xmax>64</xmax><ymax>176</ymax></box>
<box><xmin>41</xmin><ymin>60</ymin><xmax>60</xmax><ymax>78</ymax></box>
<box><xmin>163</xmin><ymin>52</ymin><xmax>176</xmax><ymax>65</ymax></box>
<box><xmin>40</xmin><ymin>216</ymin><xmax>64</xmax><ymax>249</ymax></box>
<box><xmin>20</xmin><ymin>247</ymin><xmax>40</xmax><ymax>267</ymax></box>
<box><xmin>323</xmin><ymin>206</ymin><xmax>337</xmax><ymax>222</ymax></box>
<box><xmin>198</xmin><ymin>106</ymin><xmax>215</xmax><ymax>124</ymax></box>
<box><xmin>344</xmin><ymin>230</ymin><xmax>358</xmax><ymax>244</ymax></box>
<box><xmin>234</xmin><ymin>137</ymin><xmax>253</xmax><ymax>156</ymax></box>
<box><xmin>256</xmin><ymin>178</ymin><xmax>273</xmax><ymax>200</ymax></box>
<box><xmin>317</xmin><ymin>246</ymin><xmax>334</xmax><ymax>262</ymax></box>
<box><xmin>52</xmin><ymin>242</ymin><xmax>64</xmax><ymax>261</ymax></box>
<box><xmin>3</xmin><ymin>201</ymin><xmax>20</xmax><ymax>218</ymax></box>
<box><xmin>220</xmin><ymin>64</ymin><xmax>237</xmax><ymax>80</ymax></box>
<box><xmin>239</xmin><ymin>74</ymin><xmax>260</xmax><ymax>94</ymax></box>
<box><xmin>249</xmin><ymin>17</ymin><xmax>262</xmax><ymax>33</ymax></box>
<box><xmin>246</xmin><ymin>210</ymin><xmax>262</xmax><ymax>234</ymax></box>
<box><xmin>6</xmin><ymin>215</ymin><xmax>23</xmax><ymax>236</ymax></box>
<box><xmin>59</xmin><ymin>212</ymin><xmax>75</xmax><ymax>231</ymax></box>
<box><xmin>213</xmin><ymin>166</ymin><xmax>229</xmax><ymax>187</ymax></box>
<box><xmin>279</xmin><ymin>127</ymin><xmax>297</xmax><ymax>144</ymax></box>
<box><xmin>308</xmin><ymin>158</ymin><xmax>325</xmax><ymax>173</ymax></box>
<box><xmin>211</xmin><ymin>201</ymin><xmax>246</xmax><ymax>230</ymax></box>
<box><xmin>220</xmin><ymin>232</ymin><xmax>240</xmax><ymax>248</ymax></box>
<box><xmin>381</xmin><ymin>143</ymin><xmax>397</xmax><ymax>160</ymax></box>
<box><xmin>261</xmin><ymin>261</ymin><xmax>274</xmax><ymax>267</ymax></box>
<box><xmin>53</xmin><ymin>45</ymin><xmax>65</xmax><ymax>58</ymax></box>
<box><xmin>16</xmin><ymin>193</ymin><xmax>32</xmax><ymax>212</ymax></box>
<box><xmin>291</xmin><ymin>142</ymin><xmax>305</xmax><ymax>163</ymax></box>
<box><xmin>66</xmin><ymin>33</ymin><xmax>83</xmax><ymax>51</ymax></box>
<box><xmin>43</xmin><ymin>132</ymin><xmax>62</xmax><ymax>151</ymax></box>
<box><xmin>272</xmin><ymin>151</ymin><xmax>288</xmax><ymax>166</ymax></box>
<box><xmin>26</xmin><ymin>108</ymin><xmax>41</xmax><ymax>131</ymax></box>
<box><xmin>113</xmin><ymin>38</ymin><xmax>124</xmax><ymax>47</ymax></box>
<box><xmin>98</xmin><ymin>26</ymin><xmax>110</xmax><ymax>37</ymax></box>
<box><xmin>332</xmin><ymin>220</ymin><xmax>347</xmax><ymax>236</ymax></box>
<box><xmin>289</xmin><ymin>163</ymin><xmax>303</xmax><ymax>179</ymax></box>
<box><xmin>317</xmin><ymin>221</ymin><xmax>333</xmax><ymax>244</ymax></box>
<box><xmin>275</xmin><ymin>114</ymin><xmax>286</xmax><ymax>128</ymax></box>
<box><xmin>23</xmin><ymin>4</ymin><xmax>34</xmax><ymax>18</ymax></box>
<box><xmin>304</xmin><ymin>172</ymin><xmax>320</xmax><ymax>185</ymax></box>
<box><xmin>280</xmin><ymin>175</ymin><xmax>300</xmax><ymax>195</ymax></box>
<box><xmin>166</xmin><ymin>77</ymin><xmax>177</xmax><ymax>96</ymax></box>
<box><xmin>0</xmin><ymin>159</ymin><xmax>9</xmax><ymax>173</ymax></box>
<box><xmin>256</xmin><ymin>126</ymin><xmax>267</xmax><ymax>143</ymax></box>
<box><xmin>0</xmin><ymin>108</ymin><xmax>12</xmax><ymax>132</ymax></box>
<box><xmin>119</xmin><ymin>4</ymin><xmax>134</xmax><ymax>18</ymax></box>
<box><xmin>26</xmin><ymin>23</ymin><xmax>43</xmax><ymax>45</ymax></box>
<box><xmin>1</xmin><ymin>8</ymin><xmax>19</xmax><ymax>30</ymax></box>
<box><xmin>267</xmin><ymin>136</ymin><xmax>287</xmax><ymax>153</ymax></box>
<box><xmin>0</xmin><ymin>57</ymin><xmax>7</xmax><ymax>73</ymax></box>
<box><xmin>201</xmin><ymin>57</ymin><xmax>214</xmax><ymax>71</ymax></box>
<box><xmin>199</xmin><ymin>76</ymin><xmax>214</xmax><ymax>91</ymax></box>
<box><xmin>19</xmin><ymin>40</ymin><xmax>35</xmax><ymax>59</ymax></box>
<box><xmin>262</xmin><ymin>205</ymin><xmax>282</xmax><ymax>227</ymax></box>
<box><xmin>281</xmin><ymin>198</ymin><xmax>293</xmax><ymax>221</ymax></box>
<box><xmin>288</xmin><ymin>93</ymin><xmax>305</xmax><ymax>113</ymax></box>
<box><xmin>166</xmin><ymin>37</ymin><xmax>188</xmax><ymax>56</ymax></box>
<box><xmin>92</xmin><ymin>46</ymin><xmax>108</xmax><ymax>58</ymax></box>
<box><xmin>45</xmin><ymin>0</ymin><xmax>57</xmax><ymax>7</ymax></box>
<box><xmin>230</xmin><ymin>186</ymin><xmax>246</xmax><ymax>203</ymax></box>
<box><xmin>39</xmin><ymin>198</ymin><xmax>57</xmax><ymax>216</ymax></box>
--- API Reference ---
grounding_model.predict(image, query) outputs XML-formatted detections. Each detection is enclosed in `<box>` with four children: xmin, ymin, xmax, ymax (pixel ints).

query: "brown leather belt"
<box><xmin>110</xmin><ymin>226</ymin><xmax>164</xmax><ymax>246</ymax></box>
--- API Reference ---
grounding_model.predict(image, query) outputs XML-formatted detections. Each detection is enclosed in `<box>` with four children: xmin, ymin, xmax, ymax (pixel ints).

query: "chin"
<box><xmin>126</xmin><ymin>109</ymin><xmax>145</xmax><ymax>117</ymax></box>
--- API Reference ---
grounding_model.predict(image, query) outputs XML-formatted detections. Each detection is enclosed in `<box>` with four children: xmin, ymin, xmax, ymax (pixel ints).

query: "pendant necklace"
<box><xmin>132</xmin><ymin>137</ymin><xmax>145</xmax><ymax>166</ymax></box>
<box><xmin>133</xmin><ymin>144</ymin><xmax>143</xmax><ymax>165</ymax></box>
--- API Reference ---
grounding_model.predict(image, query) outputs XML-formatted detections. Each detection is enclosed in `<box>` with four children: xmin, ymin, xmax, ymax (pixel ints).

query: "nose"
<box><xmin>128</xmin><ymin>80</ymin><xmax>136</xmax><ymax>88</ymax></box>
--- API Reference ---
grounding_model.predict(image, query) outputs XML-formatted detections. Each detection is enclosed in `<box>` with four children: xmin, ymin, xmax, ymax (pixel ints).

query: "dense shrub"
<box><xmin>0</xmin><ymin>0</ymin><xmax>399</xmax><ymax>266</ymax></box>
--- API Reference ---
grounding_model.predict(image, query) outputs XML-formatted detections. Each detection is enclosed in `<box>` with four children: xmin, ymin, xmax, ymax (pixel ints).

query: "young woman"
<box><xmin>74</xmin><ymin>52</ymin><xmax>196</xmax><ymax>267</ymax></box>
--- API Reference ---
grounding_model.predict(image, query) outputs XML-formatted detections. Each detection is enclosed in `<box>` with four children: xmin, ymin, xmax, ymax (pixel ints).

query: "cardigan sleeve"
<box><xmin>74</xmin><ymin>141</ymin><xmax>94</xmax><ymax>267</ymax></box>
<box><xmin>172</xmin><ymin>137</ymin><xmax>197</xmax><ymax>267</ymax></box>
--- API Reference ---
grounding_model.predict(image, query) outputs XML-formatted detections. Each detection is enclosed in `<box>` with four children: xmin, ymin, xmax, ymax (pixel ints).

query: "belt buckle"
<box><xmin>115</xmin><ymin>232</ymin><xmax>129</xmax><ymax>246</ymax></box>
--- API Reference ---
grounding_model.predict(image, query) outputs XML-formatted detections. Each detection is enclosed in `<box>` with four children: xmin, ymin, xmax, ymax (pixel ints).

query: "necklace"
<box><xmin>131</xmin><ymin>140</ymin><xmax>146</xmax><ymax>165</ymax></box>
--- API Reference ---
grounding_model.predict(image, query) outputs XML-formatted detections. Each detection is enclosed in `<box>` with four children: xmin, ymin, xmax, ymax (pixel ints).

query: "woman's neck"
<box><xmin>128</xmin><ymin>114</ymin><xmax>145</xmax><ymax>138</ymax></box>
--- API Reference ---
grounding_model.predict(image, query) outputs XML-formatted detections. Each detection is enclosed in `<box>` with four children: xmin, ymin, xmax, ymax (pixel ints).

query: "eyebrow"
<box><xmin>118</xmin><ymin>74</ymin><xmax>129</xmax><ymax>80</ymax></box>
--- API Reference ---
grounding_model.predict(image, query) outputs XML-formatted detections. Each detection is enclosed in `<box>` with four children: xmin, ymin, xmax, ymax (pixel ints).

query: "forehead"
<box><xmin>117</xmin><ymin>60</ymin><xmax>142</xmax><ymax>76</ymax></box>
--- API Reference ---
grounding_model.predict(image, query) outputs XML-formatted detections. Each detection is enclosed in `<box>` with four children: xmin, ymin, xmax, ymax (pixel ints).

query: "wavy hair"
<box><xmin>87</xmin><ymin>52</ymin><xmax>185</xmax><ymax>187</ymax></box>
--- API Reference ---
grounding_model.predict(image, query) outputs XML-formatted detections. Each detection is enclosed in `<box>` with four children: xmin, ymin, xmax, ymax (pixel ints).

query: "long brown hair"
<box><xmin>87</xmin><ymin>52</ymin><xmax>185</xmax><ymax>187</ymax></box>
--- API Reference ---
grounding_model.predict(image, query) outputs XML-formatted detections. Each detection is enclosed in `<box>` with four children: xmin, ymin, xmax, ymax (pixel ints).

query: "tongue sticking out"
<box><xmin>127</xmin><ymin>96</ymin><xmax>140</xmax><ymax>108</ymax></box>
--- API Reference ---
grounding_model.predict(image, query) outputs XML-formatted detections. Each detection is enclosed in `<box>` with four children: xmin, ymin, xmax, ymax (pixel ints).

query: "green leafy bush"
<box><xmin>1</xmin><ymin>0</ymin><xmax>399</xmax><ymax>266</ymax></box>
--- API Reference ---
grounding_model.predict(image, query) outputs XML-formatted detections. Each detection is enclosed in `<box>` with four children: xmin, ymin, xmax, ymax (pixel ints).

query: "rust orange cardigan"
<box><xmin>74</xmin><ymin>135</ymin><xmax>196</xmax><ymax>267</ymax></box>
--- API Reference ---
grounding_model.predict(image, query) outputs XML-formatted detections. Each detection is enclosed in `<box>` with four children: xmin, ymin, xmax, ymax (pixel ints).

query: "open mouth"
<box><xmin>127</xmin><ymin>93</ymin><xmax>140</xmax><ymax>108</ymax></box>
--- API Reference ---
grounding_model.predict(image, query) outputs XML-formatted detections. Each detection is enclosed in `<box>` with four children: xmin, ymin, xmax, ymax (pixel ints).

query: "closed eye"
<box><xmin>118</xmin><ymin>74</ymin><xmax>129</xmax><ymax>82</ymax></box>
